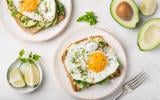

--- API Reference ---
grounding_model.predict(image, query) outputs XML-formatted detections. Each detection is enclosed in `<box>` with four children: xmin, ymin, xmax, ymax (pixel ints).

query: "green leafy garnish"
<box><xmin>77</xmin><ymin>11</ymin><xmax>98</xmax><ymax>26</ymax></box>
<box><xmin>56</xmin><ymin>1</ymin><xmax>65</xmax><ymax>15</ymax></box>
<box><xmin>11</xmin><ymin>10</ymin><xmax>18</xmax><ymax>17</ymax></box>
<box><xmin>19</xmin><ymin>49</ymin><xmax>25</xmax><ymax>57</ymax></box>
<box><xmin>74</xmin><ymin>80</ymin><xmax>91</xmax><ymax>89</ymax></box>
<box><xmin>33</xmin><ymin>54</ymin><xmax>41</xmax><ymax>61</ymax></box>
<box><xmin>18</xmin><ymin>49</ymin><xmax>41</xmax><ymax>64</ymax></box>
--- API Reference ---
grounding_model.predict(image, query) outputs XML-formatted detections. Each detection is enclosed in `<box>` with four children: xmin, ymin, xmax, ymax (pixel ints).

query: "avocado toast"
<box><xmin>6</xmin><ymin>0</ymin><xmax>65</xmax><ymax>34</ymax></box>
<box><xmin>62</xmin><ymin>36</ymin><xmax>122</xmax><ymax>92</ymax></box>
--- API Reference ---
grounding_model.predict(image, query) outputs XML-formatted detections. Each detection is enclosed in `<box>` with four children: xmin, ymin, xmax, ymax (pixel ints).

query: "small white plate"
<box><xmin>0</xmin><ymin>0</ymin><xmax>72</xmax><ymax>42</ymax></box>
<box><xmin>7</xmin><ymin>59</ymin><xmax>43</xmax><ymax>93</ymax></box>
<box><xmin>53</xmin><ymin>27</ymin><xmax>127</xmax><ymax>99</ymax></box>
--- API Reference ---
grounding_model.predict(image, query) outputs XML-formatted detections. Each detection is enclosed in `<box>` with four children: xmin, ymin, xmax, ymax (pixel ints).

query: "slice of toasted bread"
<box><xmin>62</xmin><ymin>45</ymin><xmax>82</xmax><ymax>91</ymax></box>
<box><xmin>62</xmin><ymin>36</ymin><xmax>121</xmax><ymax>92</ymax></box>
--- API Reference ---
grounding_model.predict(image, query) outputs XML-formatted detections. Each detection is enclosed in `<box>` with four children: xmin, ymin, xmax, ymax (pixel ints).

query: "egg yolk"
<box><xmin>87</xmin><ymin>51</ymin><xmax>108</xmax><ymax>73</ymax></box>
<box><xmin>20</xmin><ymin>0</ymin><xmax>39</xmax><ymax>12</ymax></box>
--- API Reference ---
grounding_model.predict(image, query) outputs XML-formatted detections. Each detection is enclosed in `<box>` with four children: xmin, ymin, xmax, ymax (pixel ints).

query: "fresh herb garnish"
<box><xmin>19</xmin><ymin>49</ymin><xmax>25</xmax><ymax>57</ymax></box>
<box><xmin>77</xmin><ymin>11</ymin><xmax>98</xmax><ymax>26</ymax></box>
<box><xmin>57</xmin><ymin>1</ymin><xmax>65</xmax><ymax>15</ymax></box>
<box><xmin>74</xmin><ymin>80</ymin><xmax>91</xmax><ymax>89</ymax></box>
<box><xmin>18</xmin><ymin>49</ymin><xmax>41</xmax><ymax>64</ymax></box>
<box><xmin>11</xmin><ymin>10</ymin><xmax>18</xmax><ymax>17</ymax></box>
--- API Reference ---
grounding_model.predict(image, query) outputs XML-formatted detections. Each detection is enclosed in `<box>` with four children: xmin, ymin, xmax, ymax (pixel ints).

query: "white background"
<box><xmin>0</xmin><ymin>0</ymin><xmax>160</xmax><ymax>100</ymax></box>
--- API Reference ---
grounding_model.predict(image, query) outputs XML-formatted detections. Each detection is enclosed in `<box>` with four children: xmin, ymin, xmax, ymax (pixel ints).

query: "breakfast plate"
<box><xmin>53</xmin><ymin>27</ymin><xmax>127</xmax><ymax>99</ymax></box>
<box><xmin>7</xmin><ymin>59</ymin><xmax>43</xmax><ymax>93</ymax></box>
<box><xmin>0</xmin><ymin>0</ymin><xmax>72</xmax><ymax>42</ymax></box>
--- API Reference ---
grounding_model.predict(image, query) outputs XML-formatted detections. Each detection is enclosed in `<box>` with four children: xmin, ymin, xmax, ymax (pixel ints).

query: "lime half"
<box><xmin>140</xmin><ymin>0</ymin><xmax>157</xmax><ymax>16</ymax></box>
<box><xmin>9</xmin><ymin>68</ymin><xmax>26</xmax><ymax>88</ymax></box>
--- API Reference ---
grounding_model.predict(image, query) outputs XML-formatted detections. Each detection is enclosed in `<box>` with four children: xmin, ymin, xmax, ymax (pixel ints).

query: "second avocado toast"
<box><xmin>6</xmin><ymin>0</ymin><xmax>65</xmax><ymax>33</ymax></box>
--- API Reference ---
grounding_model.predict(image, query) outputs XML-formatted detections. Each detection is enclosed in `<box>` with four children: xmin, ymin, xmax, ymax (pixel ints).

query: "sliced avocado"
<box><xmin>7</xmin><ymin>0</ymin><xmax>18</xmax><ymax>17</ymax></box>
<box><xmin>27</xmin><ymin>20</ymin><xmax>37</xmax><ymax>27</ymax></box>
<box><xmin>110</xmin><ymin>0</ymin><xmax>139</xmax><ymax>29</ymax></box>
<box><xmin>44</xmin><ymin>13</ymin><xmax>58</xmax><ymax>28</ymax></box>
<box><xmin>33</xmin><ymin>23</ymin><xmax>44</xmax><ymax>31</ymax></box>
<box><xmin>7</xmin><ymin>0</ymin><xmax>12</xmax><ymax>3</ymax></box>
<box><xmin>38</xmin><ymin>22</ymin><xmax>45</xmax><ymax>28</ymax></box>
<box><xmin>20</xmin><ymin>16</ymin><xmax>37</xmax><ymax>28</ymax></box>
<box><xmin>44</xmin><ymin>21</ymin><xmax>53</xmax><ymax>28</ymax></box>
<box><xmin>138</xmin><ymin>18</ymin><xmax>160</xmax><ymax>51</ymax></box>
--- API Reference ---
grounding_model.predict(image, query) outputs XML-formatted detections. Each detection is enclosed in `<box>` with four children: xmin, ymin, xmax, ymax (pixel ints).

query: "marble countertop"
<box><xmin>0</xmin><ymin>0</ymin><xmax>160</xmax><ymax>100</ymax></box>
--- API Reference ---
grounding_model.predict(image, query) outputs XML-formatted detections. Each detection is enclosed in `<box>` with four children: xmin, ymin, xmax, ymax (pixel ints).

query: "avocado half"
<box><xmin>138</xmin><ymin>18</ymin><xmax>160</xmax><ymax>51</ymax></box>
<box><xmin>110</xmin><ymin>0</ymin><xmax>139</xmax><ymax>29</ymax></box>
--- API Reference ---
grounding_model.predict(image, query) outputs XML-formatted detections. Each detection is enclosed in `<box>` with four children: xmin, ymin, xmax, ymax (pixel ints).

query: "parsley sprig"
<box><xmin>18</xmin><ymin>49</ymin><xmax>41</xmax><ymax>64</ymax></box>
<box><xmin>77</xmin><ymin>11</ymin><xmax>98</xmax><ymax>26</ymax></box>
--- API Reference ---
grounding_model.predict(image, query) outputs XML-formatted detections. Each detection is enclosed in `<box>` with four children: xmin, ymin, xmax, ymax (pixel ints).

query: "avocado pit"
<box><xmin>116</xmin><ymin>2</ymin><xmax>133</xmax><ymax>21</ymax></box>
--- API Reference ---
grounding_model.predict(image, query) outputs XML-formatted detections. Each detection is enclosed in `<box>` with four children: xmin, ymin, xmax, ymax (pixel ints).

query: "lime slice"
<box><xmin>22</xmin><ymin>63</ymin><xmax>40</xmax><ymax>87</ymax></box>
<box><xmin>9</xmin><ymin>68</ymin><xmax>26</xmax><ymax>88</ymax></box>
<box><xmin>140</xmin><ymin>0</ymin><xmax>157</xmax><ymax>16</ymax></box>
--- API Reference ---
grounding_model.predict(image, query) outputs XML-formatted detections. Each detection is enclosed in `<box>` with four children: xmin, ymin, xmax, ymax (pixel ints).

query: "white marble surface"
<box><xmin>0</xmin><ymin>0</ymin><xmax>160</xmax><ymax>100</ymax></box>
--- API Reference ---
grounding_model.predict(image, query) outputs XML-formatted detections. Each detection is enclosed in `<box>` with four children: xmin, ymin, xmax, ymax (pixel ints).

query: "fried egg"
<box><xmin>64</xmin><ymin>37</ymin><xmax>120</xmax><ymax>84</ymax></box>
<box><xmin>12</xmin><ymin>0</ymin><xmax>56</xmax><ymax>22</ymax></box>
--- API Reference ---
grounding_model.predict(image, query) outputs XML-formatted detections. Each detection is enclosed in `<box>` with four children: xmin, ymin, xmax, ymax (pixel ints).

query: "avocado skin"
<box><xmin>137</xmin><ymin>41</ymin><xmax>160</xmax><ymax>51</ymax></box>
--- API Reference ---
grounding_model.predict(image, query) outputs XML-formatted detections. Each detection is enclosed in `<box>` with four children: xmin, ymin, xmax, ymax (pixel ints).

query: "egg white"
<box><xmin>12</xmin><ymin>0</ymin><xmax>56</xmax><ymax>22</ymax></box>
<box><xmin>64</xmin><ymin>40</ymin><xmax>120</xmax><ymax>84</ymax></box>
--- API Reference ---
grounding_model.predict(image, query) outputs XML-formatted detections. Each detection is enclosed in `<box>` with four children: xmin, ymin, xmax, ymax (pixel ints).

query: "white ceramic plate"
<box><xmin>7</xmin><ymin>59</ymin><xmax>43</xmax><ymax>93</ymax></box>
<box><xmin>53</xmin><ymin>27</ymin><xmax>127</xmax><ymax>99</ymax></box>
<box><xmin>0</xmin><ymin>0</ymin><xmax>72</xmax><ymax>42</ymax></box>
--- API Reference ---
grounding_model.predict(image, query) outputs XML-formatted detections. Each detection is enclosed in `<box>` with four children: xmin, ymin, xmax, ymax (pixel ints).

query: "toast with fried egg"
<box><xmin>62</xmin><ymin>36</ymin><xmax>122</xmax><ymax>91</ymax></box>
<box><xmin>7</xmin><ymin>0</ymin><xmax>65</xmax><ymax>33</ymax></box>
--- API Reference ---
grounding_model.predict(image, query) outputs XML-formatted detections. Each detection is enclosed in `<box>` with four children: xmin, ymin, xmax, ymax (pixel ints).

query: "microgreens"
<box><xmin>77</xmin><ymin>11</ymin><xmax>98</xmax><ymax>26</ymax></box>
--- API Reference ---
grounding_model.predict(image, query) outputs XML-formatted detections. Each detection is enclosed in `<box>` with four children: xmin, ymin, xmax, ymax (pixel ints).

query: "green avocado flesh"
<box><xmin>138</xmin><ymin>18</ymin><xmax>160</xmax><ymax>51</ymax></box>
<box><xmin>110</xmin><ymin>0</ymin><xmax>139</xmax><ymax>29</ymax></box>
<box><xmin>6</xmin><ymin>0</ymin><xmax>65</xmax><ymax>31</ymax></box>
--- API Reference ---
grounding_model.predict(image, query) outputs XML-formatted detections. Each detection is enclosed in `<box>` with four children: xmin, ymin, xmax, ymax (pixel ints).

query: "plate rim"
<box><xmin>53</xmin><ymin>27</ymin><xmax>128</xmax><ymax>99</ymax></box>
<box><xmin>0</xmin><ymin>0</ymin><xmax>72</xmax><ymax>42</ymax></box>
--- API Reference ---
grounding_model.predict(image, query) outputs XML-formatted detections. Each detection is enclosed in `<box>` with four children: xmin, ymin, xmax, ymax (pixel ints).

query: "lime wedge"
<box><xmin>23</xmin><ymin>63</ymin><xmax>40</xmax><ymax>87</ymax></box>
<box><xmin>140</xmin><ymin>0</ymin><xmax>157</xmax><ymax>16</ymax></box>
<box><xmin>9</xmin><ymin>68</ymin><xmax>26</xmax><ymax>88</ymax></box>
